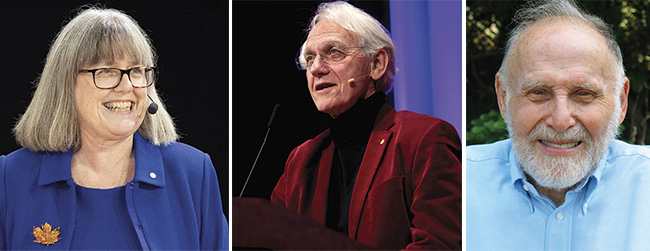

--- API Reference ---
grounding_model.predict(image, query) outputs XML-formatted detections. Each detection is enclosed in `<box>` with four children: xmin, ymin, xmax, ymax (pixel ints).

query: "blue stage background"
<box><xmin>390</xmin><ymin>0</ymin><xmax>462</xmax><ymax>136</ymax></box>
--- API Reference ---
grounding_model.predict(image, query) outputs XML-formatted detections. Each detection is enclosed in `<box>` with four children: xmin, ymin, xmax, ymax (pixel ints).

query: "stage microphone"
<box><xmin>267</xmin><ymin>104</ymin><xmax>280</xmax><ymax>128</ymax></box>
<box><xmin>347</xmin><ymin>73</ymin><xmax>372</xmax><ymax>84</ymax></box>
<box><xmin>239</xmin><ymin>104</ymin><xmax>281</xmax><ymax>198</ymax></box>
<box><xmin>147</xmin><ymin>94</ymin><xmax>158</xmax><ymax>115</ymax></box>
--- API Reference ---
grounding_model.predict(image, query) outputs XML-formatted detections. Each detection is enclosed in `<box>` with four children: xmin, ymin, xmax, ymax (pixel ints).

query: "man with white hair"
<box><xmin>271</xmin><ymin>1</ymin><xmax>461</xmax><ymax>250</ymax></box>
<box><xmin>467</xmin><ymin>0</ymin><xmax>650</xmax><ymax>249</ymax></box>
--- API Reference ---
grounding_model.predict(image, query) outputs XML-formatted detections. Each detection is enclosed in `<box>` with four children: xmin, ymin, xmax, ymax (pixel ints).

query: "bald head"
<box><xmin>507</xmin><ymin>18</ymin><xmax>619</xmax><ymax>94</ymax></box>
<box><xmin>498</xmin><ymin>0</ymin><xmax>625</xmax><ymax>96</ymax></box>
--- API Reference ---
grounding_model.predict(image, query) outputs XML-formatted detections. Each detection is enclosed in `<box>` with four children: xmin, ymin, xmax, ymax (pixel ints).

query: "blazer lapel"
<box><xmin>36</xmin><ymin>151</ymin><xmax>76</xmax><ymax>250</ymax></box>
<box><xmin>348</xmin><ymin>105</ymin><xmax>395</xmax><ymax>239</ymax></box>
<box><xmin>288</xmin><ymin>130</ymin><xmax>334</xmax><ymax>224</ymax></box>
<box><xmin>309</xmin><ymin>141</ymin><xmax>335</xmax><ymax>224</ymax></box>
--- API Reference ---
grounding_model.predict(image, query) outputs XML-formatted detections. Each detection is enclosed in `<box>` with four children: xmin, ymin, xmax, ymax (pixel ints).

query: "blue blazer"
<box><xmin>0</xmin><ymin>132</ymin><xmax>228</xmax><ymax>250</ymax></box>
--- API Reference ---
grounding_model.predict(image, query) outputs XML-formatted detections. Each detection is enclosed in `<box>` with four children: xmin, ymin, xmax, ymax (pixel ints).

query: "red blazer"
<box><xmin>271</xmin><ymin>104</ymin><xmax>461</xmax><ymax>250</ymax></box>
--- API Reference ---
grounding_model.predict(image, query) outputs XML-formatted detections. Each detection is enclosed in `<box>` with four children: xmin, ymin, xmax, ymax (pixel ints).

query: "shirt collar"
<box><xmin>579</xmin><ymin>146</ymin><xmax>609</xmax><ymax>214</ymax></box>
<box><xmin>508</xmin><ymin>146</ymin><xmax>525</xmax><ymax>186</ymax></box>
<box><xmin>37</xmin><ymin>132</ymin><xmax>166</xmax><ymax>188</ymax></box>
<box><xmin>508</xmin><ymin>149</ymin><xmax>536</xmax><ymax>213</ymax></box>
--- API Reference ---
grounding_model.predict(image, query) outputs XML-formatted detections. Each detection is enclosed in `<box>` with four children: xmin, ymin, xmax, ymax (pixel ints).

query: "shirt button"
<box><xmin>522</xmin><ymin>184</ymin><xmax>529</xmax><ymax>191</ymax></box>
<box><xmin>150</xmin><ymin>172</ymin><xmax>157</xmax><ymax>179</ymax></box>
<box><xmin>556</xmin><ymin>212</ymin><xmax>563</xmax><ymax>221</ymax></box>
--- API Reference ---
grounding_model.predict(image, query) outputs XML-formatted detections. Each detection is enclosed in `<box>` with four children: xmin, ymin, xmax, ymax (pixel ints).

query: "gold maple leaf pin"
<box><xmin>32</xmin><ymin>222</ymin><xmax>61</xmax><ymax>246</ymax></box>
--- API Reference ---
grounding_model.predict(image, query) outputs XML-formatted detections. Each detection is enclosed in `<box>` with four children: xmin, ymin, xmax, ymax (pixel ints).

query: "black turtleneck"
<box><xmin>326</xmin><ymin>92</ymin><xmax>386</xmax><ymax>234</ymax></box>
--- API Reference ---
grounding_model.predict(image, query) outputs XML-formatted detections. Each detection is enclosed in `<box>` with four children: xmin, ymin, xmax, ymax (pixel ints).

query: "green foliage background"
<box><xmin>466</xmin><ymin>1</ymin><xmax>650</xmax><ymax>145</ymax></box>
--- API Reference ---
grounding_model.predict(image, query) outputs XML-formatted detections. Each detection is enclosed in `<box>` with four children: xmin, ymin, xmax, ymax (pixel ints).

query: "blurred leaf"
<box><xmin>467</xmin><ymin>110</ymin><xmax>508</xmax><ymax>145</ymax></box>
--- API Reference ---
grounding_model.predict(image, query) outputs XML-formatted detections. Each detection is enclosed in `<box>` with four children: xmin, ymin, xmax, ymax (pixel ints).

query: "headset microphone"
<box><xmin>147</xmin><ymin>94</ymin><xmax>159</xmax><ymax>115</ymax></box>
<box><xmin>347</xmin><ymin>74</ymin><xmax>372</xmax><ymax>85</ymax></box>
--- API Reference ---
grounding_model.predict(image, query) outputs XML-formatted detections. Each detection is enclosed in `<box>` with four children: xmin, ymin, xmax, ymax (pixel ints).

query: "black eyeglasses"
<box><xmin>79</xmin><ymin>67</ymin><xmax>156</xmax><ymax>89</ymax></box>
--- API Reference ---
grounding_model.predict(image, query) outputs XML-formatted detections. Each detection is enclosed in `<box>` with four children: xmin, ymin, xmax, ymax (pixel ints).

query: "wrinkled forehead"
<box><xmin>520</xmin><ymin>19</ymin><xmax>607</xmax><ymax>59</ymax></box>
<box><xmin>304</xmin><ymin>19</ymin><xmax>359</xmax><ymax>52</ymax></box>
<box><xmin>509</xmin><ymin>18</ymin><xmax>616</xmax><ymax>87</ymax></box>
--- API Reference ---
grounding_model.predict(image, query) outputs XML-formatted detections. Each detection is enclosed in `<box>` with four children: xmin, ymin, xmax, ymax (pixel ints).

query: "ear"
<box><xmin>369</xmin><ymin>49</ymin><xmax>388</xmax><ymax>81</ymax></box>
<box><xmin>495</xmin><ymin>72</ymin><xmax>508</xmax><ymax>121</ymax></box>
<box><xmin>618</xmin><ymin>77</ymin><xmax>630</xmax><ymax>125</ymax></box>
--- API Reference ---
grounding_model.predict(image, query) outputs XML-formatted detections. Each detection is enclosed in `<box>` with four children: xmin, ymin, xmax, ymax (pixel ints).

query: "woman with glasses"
<box><xmin>0</xmin><ymin>7</ymin><xmax>227</xmax><ymax>250</ymax></box>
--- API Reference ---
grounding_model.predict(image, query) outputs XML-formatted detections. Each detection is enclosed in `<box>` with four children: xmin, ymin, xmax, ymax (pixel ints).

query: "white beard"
<box><xmin>507</xmin><ymin>105</ymin><xmax>621</xmax><ymax>189</ymax></box>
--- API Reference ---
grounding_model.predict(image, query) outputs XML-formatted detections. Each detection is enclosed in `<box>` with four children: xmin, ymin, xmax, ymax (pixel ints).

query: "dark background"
<box><xmin>233</xmin><ymin>0</ymin><xmax>391</xmax><ymax>199</ymax></box>
<box><xmin>0</xmin><ymin>1</ymin><xmax>229</xmax><ymax>217</ymax></box>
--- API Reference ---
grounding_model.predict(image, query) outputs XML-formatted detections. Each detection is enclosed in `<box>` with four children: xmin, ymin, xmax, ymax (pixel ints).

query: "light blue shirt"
<box><xmin>467</xmin><ymin>139</ymin><xmax>650</xmax><ymax>250</ymax></box>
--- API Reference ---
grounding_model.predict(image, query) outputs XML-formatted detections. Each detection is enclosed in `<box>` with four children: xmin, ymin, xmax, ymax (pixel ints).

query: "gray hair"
<box><xmin>498</xmin><ymin>0</ymin><xmax>625</xmax><ymax>98</ymax></box>
<box><xmin>14</xmin><ymin>7</ymin><xmax>178</xmax><ymax>152</ymax></box>
<box><xmin>301</xmin><ymin>1</ymin><xmax>396</xmax><ymax>93</ymax></box>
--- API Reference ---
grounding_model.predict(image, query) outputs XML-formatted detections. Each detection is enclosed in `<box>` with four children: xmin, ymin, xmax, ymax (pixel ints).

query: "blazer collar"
<box><xmin>132</xmin><ymin>131</ymin><xmax>166</xmax><ymax>188</ymax></box>
<box><xmin>37</xmin><ymin>132</ymin><xmax>165</xmax><ymax>188</ymax></box>
<box><xmin>37</xmin><ymin>149</ymin><xmax>74</xmax><ymax>186</ymax></box>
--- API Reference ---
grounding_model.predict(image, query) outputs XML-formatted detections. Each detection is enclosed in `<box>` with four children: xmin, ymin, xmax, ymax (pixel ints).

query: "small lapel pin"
<box><xmin>33</xmin><ymin>222</ymin><xmax>61</xmax><ymax>246</ymax></box>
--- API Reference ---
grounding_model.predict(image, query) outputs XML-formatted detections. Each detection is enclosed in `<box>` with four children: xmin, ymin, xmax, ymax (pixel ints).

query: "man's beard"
<box><xmin>507</xmin><ymin>105</ymin><xmax>621</xmax><ymax>190</ymax></box>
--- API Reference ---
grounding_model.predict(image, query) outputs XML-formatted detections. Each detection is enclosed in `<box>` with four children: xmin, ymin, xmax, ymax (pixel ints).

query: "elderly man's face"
<box><xmin>303</xmin><ymin>19</ymin><xmax>376</xmax><ymax>117</ymax></box>
<box><xmin>497</xmin><ymin>19</ymin><xmax>628</xmax><ymax>189</ymax></box>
